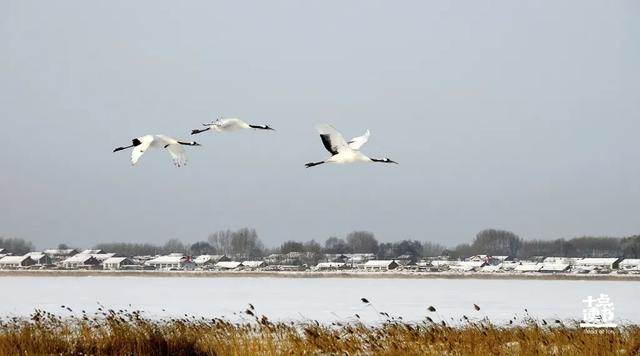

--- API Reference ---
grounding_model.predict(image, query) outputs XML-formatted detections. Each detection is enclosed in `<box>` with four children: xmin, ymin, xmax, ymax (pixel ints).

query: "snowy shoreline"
<box><xmin>1</xmin><ymin>269</ymin><xmax>639</xmax><ymax>281</ymax></box>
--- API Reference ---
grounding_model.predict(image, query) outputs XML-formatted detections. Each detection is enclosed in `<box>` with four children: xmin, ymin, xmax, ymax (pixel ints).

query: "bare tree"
<box><xmin>208</xmin><ymin>228</ymin><xmax>264</xmax><ymax>257</ymax></box>
<box><xmin>162</xmin><ymin>239</ymin><xmax>187</xmax><ymax>254</ymax></box>
<box><xmin>323</xmin><ymin>237</ymin><xmax>350</xmax><ymax>254</ymax></box>
<box><xmin>471</xmin><ymin>229</ymin><xmax>522</xmax><ymax>256</ymax></box>
<box><xmin>422</xmin><ymin>241</ymin><xmax>446</xmax><ymax>257</ymax></box>
<box><xmin>280</xmin><ymin>241</ymin><xmax>304</xmax><ymax>254</ymax></box>
<box><xmin>345</xmin><ymin>231</ymin><xmax>379</xmax><ymax>254</ymax></box>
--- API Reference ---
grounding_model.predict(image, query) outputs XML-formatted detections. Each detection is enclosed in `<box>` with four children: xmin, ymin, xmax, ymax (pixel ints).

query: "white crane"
<box><xmin>113</xmin><ymin>134</ymin><xmax>201</xmax><ymax>167</ymax></box>
<box><xmin>191</xmin><ymin>118</ymin><xmax>274</xmax><ymax>135</ymax></box>
<box><xmin>305</xmin><ymin>125</ymin><xmax>397</xmax><ymax>168</ymax></box>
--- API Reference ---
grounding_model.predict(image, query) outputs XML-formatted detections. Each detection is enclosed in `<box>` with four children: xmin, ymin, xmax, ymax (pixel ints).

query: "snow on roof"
<box><xmin>0</xmin><ymin>255</ymin><xmax>30</xmax><ymax>264</ymax></box>
<box><xmin>91</xmin><ymin>253</ymin><xmax>116</xmax><ymax>261</ymax></box>
<box><xmin>575</xmin><ymin>258</ymin><xmax>619</xmax><ymax>266</ymax></box>
<box><xmin>24</xmin><ymin>252</ymin><xmax>46</xmax><ymax>259</ymax></box>
<box><xmin>241</xmin><ymin>261</ymin><xmax>266</xmax><ymax>268</ymax></box>
<box><xmin>146</xmin><ymin>255</ymin><xmax>187</xmax><ymax>264</ymax></box>
<box><xmin>193</xmin><ymin>255</ymin><xmax>226</xmax><ymax>264</ymax></box>
<box><xmin>363</xmin><ymin>260</ymin><xmax>397</xmax><ymax>267</ymax></box>
<box><xmin>215</xmin><ymin>261</ymin><xmax>242</xmax><ymax>269</ymax></box>
<box><xmin>194</xmin><ymin>255</ymin><xmax>212</xmax><ymax>264</ymax></box>
<box><xmin>492</xmin><ymin>256</ymin><xmax>511</xmax><ymax>261</ymax></box>
<box><xmin>540</xmin><ymin>263</ymin><xmax>570</xmax><ymax>272</ymax></box>
<box><xmin>103</xmin><ymin>257</ymin><xmax>132</xmax><ymax>264</ymax></box>
<box><xmin>81</xmin><ymin>249</ymin><xmax>103</xmax><ymax>255</ymax></box>
<box><xmin>619</xmin><ymin>259</ymin><xmax>640</xmax><ymax>267</ymax></box>
<box><xmin>469</xmin><ymin>255</ymin><xmax>488</xmax><ymax>261</ymax></box>
<box><xmin>62</xmin><ymin>254</ymin><xmax>97</xmax><ymax>263</ymax></box>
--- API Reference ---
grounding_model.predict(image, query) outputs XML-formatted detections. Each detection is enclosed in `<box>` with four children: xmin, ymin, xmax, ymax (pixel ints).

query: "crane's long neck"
<box><xmin>113</xmin><ymin>144</ymin><xmax>134</xmax><ymax>152</ymax></box>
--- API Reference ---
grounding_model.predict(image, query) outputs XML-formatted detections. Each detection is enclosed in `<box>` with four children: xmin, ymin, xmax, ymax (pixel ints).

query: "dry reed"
<box><xmin>0</xmin><ymin>308</ymin><xmax>637</xmax><ymax>355</ymax></box>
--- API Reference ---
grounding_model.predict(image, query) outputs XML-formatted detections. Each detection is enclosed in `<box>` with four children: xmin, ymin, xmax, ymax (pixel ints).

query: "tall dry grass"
<box><xmin>0</xmin><ymin>307</ymin><xmax>637</xmax><ymax>355</ymax></box>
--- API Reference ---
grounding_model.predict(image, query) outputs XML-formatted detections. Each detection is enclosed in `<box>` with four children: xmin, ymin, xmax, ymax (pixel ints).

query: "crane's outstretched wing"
<box><xmin>155</xmin><ymin>135</ymin><xmax>187</xmax><ymax>167</ymax></box>
<box><xmin>131</xmin><ymin>135</ymin><xmax>154</xmax><ymax>165</ymax></box>
<box><xmin>316</xmin><ymin>124</ymin><xmax>349</xmax><ymax>155</ymax></box>
<box><xmin>348</xmin><ymin>129</ymin><xmax>370</xmax><ymax>150</ymax></box>
<box><xmin>165</xmin><ymin>144</ymin><xmax>187</xmax><ymax>167</ymax></box>
<box><xmin>216</xmin><ymin>118</ymin><xmax>248</xmax><ymax>131</ymax></box>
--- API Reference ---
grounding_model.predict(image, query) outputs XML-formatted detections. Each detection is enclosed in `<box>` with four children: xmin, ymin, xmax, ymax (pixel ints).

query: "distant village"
<box><xmin>1</xmin><ymin>228</ymin><xmax>639</xmax><ymax>275</ymax></box>
<box><xmin>0</xmin><ymin>247</ymin><xmax>639</xmax><ymax>275</ymax></box>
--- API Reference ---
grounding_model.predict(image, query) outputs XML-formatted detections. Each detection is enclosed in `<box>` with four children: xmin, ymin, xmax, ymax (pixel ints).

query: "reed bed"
<box><xmin>0</xmin><ymin>307</ymin><xmax>638</xmax><ymax>355</ymax></box>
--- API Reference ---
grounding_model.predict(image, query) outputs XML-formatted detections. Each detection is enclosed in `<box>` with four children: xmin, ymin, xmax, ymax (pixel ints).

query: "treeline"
<box><xmin>448</xmin><ymin>229</ymin><xmax>640</xmax><ymax>259</ymax></box>
<box><xmin>95</xmin><ymin>228</ymin><xmax>264</xmax><ymax>258</ymax></box>
<box><xmin>0</xmin><ymin>237</ymin><xmax>34</xmax><ymax>255</ymax></box>
<box><xmin>278</xmin><ymin>231</ymin><xmax>446</xmax><ymax>258</ymax></box>
<box><xmin>3</xmin><ymin>228</ymin><xmax>640</xmax><ymax>259</ymax></box>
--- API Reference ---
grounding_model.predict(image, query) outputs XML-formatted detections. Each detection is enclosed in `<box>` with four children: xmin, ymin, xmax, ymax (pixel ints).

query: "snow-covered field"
<box><xmin>0</xmin><ymin>276</ymin><xmax>638</xmax><ymax>325</ymax></box>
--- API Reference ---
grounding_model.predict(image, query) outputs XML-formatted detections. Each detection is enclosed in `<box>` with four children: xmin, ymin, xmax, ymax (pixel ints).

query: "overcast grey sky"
<box><xmin>1</xmin><ymin>1</ymin><xmax>639</xmax><ymax>249</ymax></box>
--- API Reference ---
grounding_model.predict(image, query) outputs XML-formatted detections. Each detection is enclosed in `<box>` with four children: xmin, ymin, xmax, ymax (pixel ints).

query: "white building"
<box><xmin>0</xmin><ymin>255</ymin><xmax>36</xmax><ymax>269</ymax></box>
<box><xmin>316</xmin><ymin>262</ymin><xmax>347</xmax><ymax>270</ymax></box>
<box><xmin>43</xmin><ymin>249</ymin><xmax>78</xmax><ymax>263</ymax></box>
<box><xmin>62</xmin><ymin>254</ymin><xmax>101</xmax><ymax>269</ymax></box>
<box><xmin>363</xmin><ymin>260</ymin><xmax>399</xmax><ymax>271</ymax></box>
<box><xmin>241</xmin><ymin>261</ymin><xmax>266</xmax><ymax>269</ymax></box>
<box><xmin>91</xmin><ymin>253</ymin><xmax>116</xmax><ymax>262</ymax></box>
<box><xmin>102</xmin><ymin>257</ymin><xmax>137</xmax><ymax>270</ymax></box>
<box><xmin>514</xmin><ymin>263</ymin><xmax>542</xmax><ymax>273</ymax></box>
<box><xmin>543</xmin><ymin>257</ymin><xmax>578</xmax><ymax>265</ymax></box>
<box><xmin>619</xmin><ymin>259</ymin><xmax>640</xmax><ymax>270</ymax></box>
<box><xmin>345</xmin><ymin>253</ymin><xmax>376</xmax><ymax>265</ymax></box>
<box><xmin>449</xmin><ymin>261</ymin><xmax>486</xmax><ymax>272</ymax></box>
<box><xmin>23</xmin><ymin>252</ymin><xmax>52</xmax><ymax>266</ymax></box>
<box><xmin>215</xmin><ymin>261</ymin><xmax>243</xmax><ymax>270</ymax></box>
<box><xmin>430</xmin><ymin>260</ymin><xmax>457</xmax><ymax>268</ymax></box>
<box><xmin>145</xmin><ymin>255</ymin><xmax>193</xmax><ymax>270</ymax></box>
<box><xmin>575</xmin><ymin>258</ymin><xmax>620</xmax><ymax>270</ymax></box>
<box><xmin>539</xmin><ymin>263</ymin><xmax>570</xmax><ymax>273</ymax></box>
<box><xmin>193</xmin><ymin>255</ymin><xmax>229</xmax><ymax>267</ymax></box>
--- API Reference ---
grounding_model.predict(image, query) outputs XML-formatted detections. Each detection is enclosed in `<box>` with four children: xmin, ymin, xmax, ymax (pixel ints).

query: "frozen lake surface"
<box><xmin>0</xmin><ymin>276</ymin><xmax>638</xmax><ymax>325</ymax></box>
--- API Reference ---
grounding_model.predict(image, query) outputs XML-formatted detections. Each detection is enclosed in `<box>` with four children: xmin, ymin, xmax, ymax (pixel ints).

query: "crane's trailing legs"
<box><xmin>305</xmin><ymin>161</ymin><xmax>326</xmax><ymax>168</ymax></box>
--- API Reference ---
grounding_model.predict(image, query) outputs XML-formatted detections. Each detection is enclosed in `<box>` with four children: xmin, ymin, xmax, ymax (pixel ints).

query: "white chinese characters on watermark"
<box><xmin>580</xmin><ymin>294</ymin><xmax>616</xmax><ymax>328</ymax></box>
